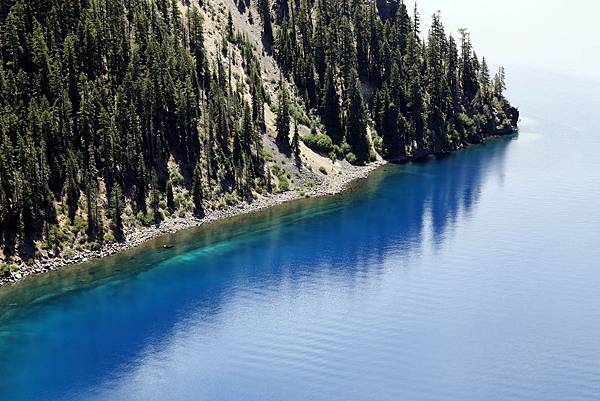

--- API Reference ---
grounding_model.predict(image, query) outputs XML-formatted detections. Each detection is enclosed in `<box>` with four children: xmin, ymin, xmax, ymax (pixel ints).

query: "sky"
<box><xmin>410</xmin><ymin>0</ymin><xmax>600</xmax><ymax>81</ymax></box>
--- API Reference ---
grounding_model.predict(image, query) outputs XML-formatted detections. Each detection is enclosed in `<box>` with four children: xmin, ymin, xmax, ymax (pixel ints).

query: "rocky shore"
<box><xmin>0</xmin><ymin>161</ymin><xmax>386</xmax><ymax>287</ymax></box>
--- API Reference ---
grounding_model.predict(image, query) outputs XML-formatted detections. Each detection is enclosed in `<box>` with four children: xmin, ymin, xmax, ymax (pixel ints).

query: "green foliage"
<box><xmin>289</xmin><ymin>102</ymin><xmax>313</xmax><ymax>128</ymax></box>
<box><xmin>271</xmin><ymin>0</ymin><xmax>516</xmax><ymax>160</ymax></box>
<box><xmin>72</xmin><ymin>215</ymin><xmax>87</xmax><ymax>237</ymax></box>
<box><xmin>291</xmin><ymin>121</ymin><xmax>301</xmax><ymax>162</ymax></box>
<box><xmin>62</xmin><ymin>249</ymin><xmax>76</xmax><ymax>260</ymax></box>
<box><xmin>84</xmin><ymin>242</ymin><xmax>101</xmax><ymax>252</ymax></box>
<box><xmin>345</xmin><ymin>70</ymin><xmax>371</xmax><ymax>164</ymax></box>
<box><xmin>319</xmin><ymin>166</ymin><xmax>328</xmax><ymax>175</ymax></box>
<box><xmin>166</xmin><ymin>181</ymin><xmax>175</xmax><ymax>213</ymax></box>
<box><xmin>275</xmin><ymin>81</ymin><xmax>291</xmax><ymax>149</ymax></box>
<box><xmin>103</xmin><ymin>231</ymin><xmax>116</xmax><ymax>244</ymax></box>
<box><xmin>303</xmin><ymin>133</ymin><xmax>334</xmax><ymax>154</ymax></box>
<box><xmin>345</xmin><ymin>152</ymin><xmax>358</xmax><ymax>164</ymax></box>
<box><xmin>271</xmin><ymin>165</ymin><xmax>290</xmax><ymax>192</ymax></box>
<box><xmin>138</xmin><ymin>211</ymin><xmax>156</xmax><ymax>227</ymax></box>
<box><xmin>45</xmin><ymin>225</ymin><xmax>68</xmax><ymax>252</ymax></box>
<box><xmin>191</xmin><ymin>161</ymin><xmax>204</xmax><ymax>217</ymax></box>
<box><xmin>277</xmin><ymin>175</ymin><xmax>290</xmax><ymax>192</ymax></box>
<box><xmin>169</xmin><ymin>166</ymin><xmax>184</xmax><ymax>186</ymax></box>
<box><xmin>0</xmin><ymin>263</ymin><xmax>17</xmax><ymax>277</ymax></box>
<box><xmin>258</xmin><ymin>0</ymin><xmax>273</xmax><ymax>45</ymax></box>
<box><xmin>0</xmin><ymin>0</ymin><xmax>273</xmax><ymax>260</ymax></box>
<box><xmin>0</xmin><ymin>0</ymin><xmax>516</xmax><ymax>262</ymax></box>
<box><xmin>260</xmin><ymin>149</ymin><xmax>274</xmax><ymax>162</ymax></box>
<box><xmin>110</xmin><ymin>183</ymin><xmax>125</xmax><ymax>239</ymax></box>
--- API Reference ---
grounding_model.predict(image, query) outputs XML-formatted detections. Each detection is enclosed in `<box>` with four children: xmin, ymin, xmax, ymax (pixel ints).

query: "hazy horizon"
<box><xmin>410</xmin><ymin>0</ymin><xmax>599</xmax><ymax>82</ymax></box>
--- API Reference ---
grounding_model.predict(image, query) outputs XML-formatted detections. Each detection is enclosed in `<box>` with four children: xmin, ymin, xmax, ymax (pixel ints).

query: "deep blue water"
<box><xmin>0</xmin><ymin>70</ymin><xmax>599</xmax><ymax>401</ymax></box>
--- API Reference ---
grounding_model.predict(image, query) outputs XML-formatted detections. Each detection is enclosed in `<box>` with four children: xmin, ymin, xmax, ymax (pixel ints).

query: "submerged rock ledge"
<box><xmin>0</xmin><ymin>121</ymin><xmax>519</xmax><ymax>288</ymax></box>
<box><xmin>0</xmin><ymin>161</ymin><xmax>386</xmax><ymax>287</ymax></box>
<box><xmin>0</xmin><ymin>123</ymin><xmax>520</xmax><ymax>288</ymax></box>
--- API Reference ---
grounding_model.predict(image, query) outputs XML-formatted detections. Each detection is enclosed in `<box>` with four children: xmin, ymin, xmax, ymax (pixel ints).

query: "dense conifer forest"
<box><xmin>0</xmin><ymin>0</ymin><xmax>517</xmax><ymax>268</ymax></box>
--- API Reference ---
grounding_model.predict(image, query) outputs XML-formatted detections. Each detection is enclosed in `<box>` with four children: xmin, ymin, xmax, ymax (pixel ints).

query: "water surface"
<box><xmin>0</xmin><ymin>71</ymin><xmax>599</xmax><ymax>401</ymax></box>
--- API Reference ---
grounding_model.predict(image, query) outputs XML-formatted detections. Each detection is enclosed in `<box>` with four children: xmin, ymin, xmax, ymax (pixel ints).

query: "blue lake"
<box><xmin>0</xmin><ymin>70</ymin><xmax>599</xmax><ymax>401</ymax></box>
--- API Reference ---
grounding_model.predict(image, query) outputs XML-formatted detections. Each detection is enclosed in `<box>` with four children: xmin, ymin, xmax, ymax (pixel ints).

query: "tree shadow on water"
<box><xmin>0</xmin><ymin>137</ymin><xmax>515</xmax><ymax>401</ymax></box>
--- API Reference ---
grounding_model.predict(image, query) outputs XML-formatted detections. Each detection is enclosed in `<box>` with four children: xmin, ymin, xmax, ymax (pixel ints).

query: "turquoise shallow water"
<box><xmin>0</xmin><ymin>71</ymin><xmax>599</xmax><ymax>401</ymax></box>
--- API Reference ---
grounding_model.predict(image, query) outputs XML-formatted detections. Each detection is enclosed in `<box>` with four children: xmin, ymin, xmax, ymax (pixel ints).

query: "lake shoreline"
<box><xmin>0</xmin><ymin>160</ymin><xmax>387</xmax><ymax>287</ymax></box>
<box><xmin>0</xmin><ymin>129</ymin><xmax>519</xmax><ymax>288</ymax></box>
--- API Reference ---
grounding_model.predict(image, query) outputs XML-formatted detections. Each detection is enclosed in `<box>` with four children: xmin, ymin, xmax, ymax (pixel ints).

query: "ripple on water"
<box><xmin>0</xmin><ymin>95</ymin><xmax>600</xmax><ymax>401</ymax></box>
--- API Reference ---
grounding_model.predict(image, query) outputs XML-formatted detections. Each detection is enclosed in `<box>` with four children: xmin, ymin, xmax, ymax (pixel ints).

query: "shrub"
<box><xmin>103</xmin><ymin>231</ymin><xmax>116</xmax><ymax>243</ymax></box>
<box><xmin>0</xmin><ymin>263</ymin><xmax>16</xmax><ymax>277</ymax></box>
<box><xmin>302</xmin><ymin>133</ymin><xmax>334</xmax><ymax>154</ymax></box>
<box><xmin>140</xmin><ymin>211</ymin><xmax>155</xmax><ymax>226</ymax></box>
<box><xmin>174</xmin><ymin>193</ymin><xmax>186</xmax><ymax>209</ymax></box>
<box><xmin>169</xmin><ymin>166</ymin><xmax>184</xmax><ymax>185</ymax></box>
<box><xmin>346</xmin><ymin>152</ymin><xmax>358</xmax><ymax>164</ymax></box>
<box><xmin>45</xmin><ymin>224</ymin><xmax>67</xmax><ymax>251</ymax></box>
<box><xmin>369</xmin><ymin>150</ymin><xmax>377</xmax><ymax>162</ymax></box>
<box><xmin>223</xmin><ymin>192</ymin><xmax>240</xmax><ymax>206</ymax></box>
<box><xmin>84</xmin><ymin>241</ymin><xmax>101</xmax><ymax>251</ymax></box>
<box><xmin>271</xmin><ymin>164</ymin><xmax>283</xmax><ymax>176</ymax></box>
<box><xmin>278</xmin><ymin>175</ymin><xmax>290</xmax><ymax>192</ymax></box>
<box><xmin>319</xmin><ymin>166</ymin><xmax>328</xmax><ymax>175</ymax></box>
<box><xmin>458</xmin><ymin>112</ymin><xmax>474</xmax><ymax>127</ymax></box>
<box><xmin>372</xmin><ymin>133</ymin><xmax>383</xmax><ymax>155</ymax></box>
<box><xmin>62</xmin><ymin>249</ymin><xmax>75</xmax><ymax>259</ymax></box>
<box><xmin>339</xmin><ymin>142</ymin><xmax>351</xmax><ymax>156</ymax></box>
<box><xmin>261</xmin><ymin>148</ymin><xmax>274</xmax><ymax>162</ymax></box>
<box><xmin>72</xmin><ymin>214</ymin><xmax>86</xmax><ymax>235</ymax></box>
<box><xmin>290</xmin><ymin>103</ymin><xmax>313</xmax><ymax>127</ymax></box>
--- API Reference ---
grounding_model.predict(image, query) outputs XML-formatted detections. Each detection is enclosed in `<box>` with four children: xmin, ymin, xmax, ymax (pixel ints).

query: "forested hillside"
<box><xmin>0</xmin><ymin>0</ymin><xmax>517</xmax><ymax>268</ymax></box>
<box><xmin>268</xmin><ymin>0</ymin><xmax>518</xmax><ymax>160</ymax></box>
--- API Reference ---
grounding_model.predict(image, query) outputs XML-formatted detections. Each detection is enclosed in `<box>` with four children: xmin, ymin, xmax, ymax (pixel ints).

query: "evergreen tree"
<box><xmin>426</xmin><ymin>13</ymin><xmax>450</xmax><ymax>153</ymax></box>
<box><xmin>166</xmin><ymin>180</ymin><xmax>175</xmax><ymax>213</ymax></box>
<box><xmin>0</xmin><ymin>0</ymin><xmax>517</xmax><ymax>261</ymax></box>
<box><xmin>136</xmin><ymin>154</ymin><xmax>147</xmax><ymax>213</ymax></box>
<box><xmin>150</xmin><ymin>170</ymin><xmax>161</xmax><ymax>223</ymax></box>
<box><xmin>321</xmin><ymin>66</ymin><xmax>343</xmax><ymax>143</ymax></box>
<box><xmin>85</xmin><ymin>147</ymin><xmax>101</xmax><ymax>240</ymax></box>
<box><xmin>227</xmin><ymin>10</ymin><xmax>235</xmax><ymax>42</ymax></box>
<box><xmin>188</xmin><ymin>6</ymin><xmax>207</xmax><ymax>88</ymax></box>
<box><xmin>459</xmin><ymin>29</ymin><xmax>478</xmax><ymax>103</ymax></box>
<box><xmin>345</xmin><ymin>70</ymin><xmax>370</xmax><ymax>164</ymax></box>
<box><xmin>65</xmin><ymin>153</ymin><xmax>80</xmax><ymax>224</ymax></box>
<box><xmin>258</xmin><ymin>0</ymin><xmax>273</xmax><ymax>46</ymax></box>
<box><xmin>378</xmin><ymin>88</ymin><xmax>406</xmax><ymax>159</ymax></box>
<box><xmin>479</xmin><ymin>57</ymin><xmax>491</xmax><ymax>102</ymax></box>
<box><xmin>110</xmin><ymin>183</ymin><xmax>124</xmax><ymax>240</ymax></box>
<box><xmin>494</xmin><ymin>66</ymin><xmax>507</xmax><ymax>99</ymax></box>
<box><xmin>292</xmin><ymin>119</ymin><xmax>301</xmax><ymax>164</ymax></box>
<box><xmin>275</xmin><ymin>80</ymin><xmax>291</xmax><ymax>151</ymax></box>
<box><xmin>191</xmin><ymin>161</ymin><xmax>204</xmax><ymax>217</ymax></box>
